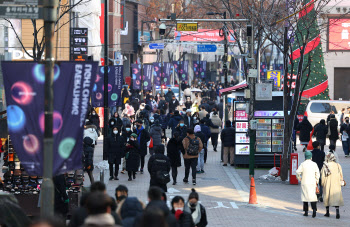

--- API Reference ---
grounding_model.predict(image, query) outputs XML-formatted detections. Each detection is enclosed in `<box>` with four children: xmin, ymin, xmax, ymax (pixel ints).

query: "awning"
<box><xmin>219</xmin><ymin>81</ymin><xmax>248</xmax><ymax>95</ymax></box>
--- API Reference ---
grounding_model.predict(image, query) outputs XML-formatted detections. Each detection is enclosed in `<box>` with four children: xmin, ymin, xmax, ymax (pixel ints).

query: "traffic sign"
<box><xmin>176</xmin><ymin>22</ymin><xmax>198</xmax><ymax>31</ymax></box>
<box><xmin>0</xmin><ymin>5</ymin><xmax>42</xmax><ymax>19</ymax></box>
<box><xmin>197</xmin><ymin>44</ymin><xmax>217</xmax><ymax>52</ymax></box>
<box><xmin>149</xmin><ymin>43</ymin><xmax>164</xmax><ymax>49</ymax></box>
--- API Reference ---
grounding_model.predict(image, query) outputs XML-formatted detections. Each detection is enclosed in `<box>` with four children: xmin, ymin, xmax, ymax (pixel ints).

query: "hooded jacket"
<box><xmin>149</xmin><ymin>124</ymin><xmax>163</xmax><ymax>147</ymax></box>
<box><xmin>296</xmin><ymin>119</ymin><xmax>313</xmax><ymax>142</ymax></box>
<box><xmin>84</xmin><ymin>125</ymin><xmax>98</xmax><ymax>144</ymax></box>
<box><xmin>117</xmin><ymin>197</ymin><xmax>144</xmax><ymax>227</ymax></box>
<box><xmin>167</xmin><ymin>137</ymin><xmax>182</xmax><ymax>167</ymax></box>
<box><xmin>107</xmin><ymin>134</ymin><xmax>125</xmax><ymax>164</ymax></box>
<box><xmin>147</xmin><ymin>149</ymin><xmax>171</xmax><ymax>192</ymax></box>
<box><xmin>168</xmin><ymin>114</ymin><xmax>184</xmax><ymax>132</ymax></box>
<box><xmin>83</xmin><ymin>137</ymin><xmax>94</xmax><ymax>171</ymax></box>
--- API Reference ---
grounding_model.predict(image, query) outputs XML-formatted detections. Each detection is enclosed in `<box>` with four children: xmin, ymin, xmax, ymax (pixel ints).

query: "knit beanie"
<box><xmin>305</xmin><ymin>151</ymin><xmax>312</xmax><ymax>160</ymax></box>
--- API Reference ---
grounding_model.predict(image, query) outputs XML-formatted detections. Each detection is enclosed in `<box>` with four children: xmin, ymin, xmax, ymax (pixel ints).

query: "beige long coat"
<box><xmin>210</xmin><ymin>115</ymin><xmax>222</xmax><ymax>134</ymax></box>
<box><xmin>321</xmin><ymin>162</ymin><xmax>344</xmax><ymax>207</ymax></box>
<box><xmin>296</xmin><ymin>159</ymin><xmax>320</xmax><ymax>202</ymax></box>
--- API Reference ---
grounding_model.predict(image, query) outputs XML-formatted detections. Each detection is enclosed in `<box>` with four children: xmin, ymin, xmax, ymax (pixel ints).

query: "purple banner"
<box><xmin>2</xmin><ymin>62</ymin><xmax>98</xmax><ymax>176</ymax></box>
<box><xmin>131</xmin><ymin>64</ymin><xmax>141</xmax><ymax>90</ymax></box>
<box><xmin>153</xmin><ymin>62</ymin><xmax>162</xmax><ymax>86</ymax></box>
<box><xmin>260</xmin><ymin>62</ymin><xmax>267</xmax><ymax>80</ymax></box>
<box><xmin>173</xmin><ymin>61</ymin><xmax>188</xmax><ymax>81</ymax></box>
<box><xmin>200</xmin><ymin>61</ymin><xmax>206</xmax><ymax>78</ymax></box>
<box><xmin>193</xmin><ymin>60</ymin><xmax>200</xmax><ymax>78</ymax></box>
<box><xmin>143</xmin><ymin>64</ymin><xmax>153</xmax><ymax>91</ymax></box>
<box><xmin>92</xmin><ymin>66</ymin><xmax>123</xmax><ymax>107</ymax></box>
<box><xmin>163</xmin><ymin>62</ymin><xmax>172</xmax><ymax>85</ymax></box>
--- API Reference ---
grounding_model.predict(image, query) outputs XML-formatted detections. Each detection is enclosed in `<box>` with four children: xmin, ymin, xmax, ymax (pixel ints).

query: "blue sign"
<box><xmin>197</xmin><ymin>45</ymin><xmax>217</xmax><ymax>52</ymax></box>
<box><xmin>149</xmin><ymin>43</ymin><xmax>164</xmax><ymax>49</ymax></box>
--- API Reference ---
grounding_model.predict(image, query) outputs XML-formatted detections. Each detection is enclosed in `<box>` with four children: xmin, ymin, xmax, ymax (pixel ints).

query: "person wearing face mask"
<box><xmin>88</xmin><ymin>109</ymin><xmax>100</xmax><ymax>136</ymax></box>
<box><xmin>184</xmin><ymin>109</ymin><xmax>194</xmax><ymax>130</ymax></box>
<box><xmin>184</xmin><ymin>189</ymin><xmax>207</xmax><ymax>227</ymax></box>
<box><xmin>176</xmin><ymin>119</ymin><xmax>188</xmax><ymax>140</ymax></box>
<box><xmin>192</xmin><ymin>112</ymin><xmax>200</xmax><ymax>126</ymax></box>
<box><xmin>84</xmin><ymin>120</ymin><xmax>99</xmax><ymax>146</ymax></box>
<box><xmin>121</xmin><ymin>124</ymin><xmax>133</xmax><ymax>174</ymax></box>
<box><xmin>340</xmin><ymin>117</ymin><xmax>350</xmax><ymax>157</ymax></box>
<box><xmin>121</xmin><ymin>114</ymin><xmax>131</xmax><ymax>131</ymax></box>
<box><xmin>168</xmin><ymin>110</ymin><xmax>184</xmax><ymax>137</ymax></box>
<box><xmin>149</xmin><ymin>116</ymin><xmax>155</xmax><ymax>128</ymax></box>
<box><xmin>169</xmin><ymin>95</ymin><xmax>180</xmax><ymax>113</ymax></box>
<box><xmin>171</xmin><ymin>196</ymin><xmax>195</xmax><ymax>227</ymax></box>
<box><xmin>135</xmin><ymin>119</ymin><xmax>150</xmax><ymax>173</ymax></box>
<box><xmin>107</xmin><ymin>127</ymin><xmax>125</xmax><ymax>180</ymax></box>
<box><xmin>125</xmin><ymin>133</ymin><xmax>141</xmax><ymax>181</ymax></box>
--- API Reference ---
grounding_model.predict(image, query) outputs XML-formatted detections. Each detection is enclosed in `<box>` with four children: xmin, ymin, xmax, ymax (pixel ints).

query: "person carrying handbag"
<box><xmin>321</xmin><ymin>152</ymin><xmax>345</xmax><ymax>219</ymax></box>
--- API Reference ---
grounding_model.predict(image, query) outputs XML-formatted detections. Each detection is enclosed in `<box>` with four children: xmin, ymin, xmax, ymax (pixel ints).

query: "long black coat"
<box><xmin>125</xmin><ymin>141</ymin><xmax>140</xmax><ymax>172</ymax></box>
<box><xmin>329</xmin><ymin>118</ymin><xmax>339</xmax><ymax>140</ymax></box>
<box><xmin>314</xmin><ymin>123</ymin><xmax>327</xmax><ymax>144</ymax></box>
<box><xmin>167</xmin><ymin>138</ymin><xmax>182</xmax><ymax>167</ymax></box>
<box><xmin>83</xmin><ymin>137</ymin><xmax>94</xmax><ymax>171</ymax></box>
<box><xmin>169</xmin><ymin>99</ymin><xmax>180</xmax><ymax>112</ymax></box>
<box><xmin>88</xmin><ymin>114</ymin><xmax>100</xmax><ymax>129</ymax></box>
<box><xmin>107</xmin><ymin>134</ymin><xmax>125</xmax><ymax>164</ymax></box>
<box><xmin>296</xmin><ymin>119</ymin><xmax>313</xmax><ymax>143</ymax></box>
<box><xmin>148</xmin><ymin>153</ymin><xmax>171</xmax><ymax>192</ymax></box>
<box><xmin>184</xmin><ymin>115</ymin><xmax>194</xmax><ymax>129</ymax></box>
<box><xmin>135</xmin><ymin>127</ymin><xmax>150</xmax><ymax>156</ymax></box>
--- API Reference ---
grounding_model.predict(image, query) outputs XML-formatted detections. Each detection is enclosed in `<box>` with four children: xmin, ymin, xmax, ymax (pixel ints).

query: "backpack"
<box><xmin>156</xmin><ymin>170</ymin><xmax>171</xmax><ymax>184</ymax></box>
<box><xmin>186</xmin><ymin>136</ymin><xmax>199</xmax><ymax>156</ymax></box>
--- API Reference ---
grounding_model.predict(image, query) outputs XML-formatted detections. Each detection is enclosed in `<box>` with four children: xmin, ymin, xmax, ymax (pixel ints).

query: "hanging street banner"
<box><xmin>1</xmin><ymin>61</ymin><xmax>98</xmax><ymax>176</ymax></box>
<box><xmin>143</xmin><ymin>64</ymin><xmax>153</xmax><ymax>91</ymax></box>
<box><xmin>173</xmin><ymin>61</ymin><xmax>188</xmax><ymax>81</ymax></box>
<box><xmin>131</xmin><ymin>64</ymin><xmax>141</xmax><ymax>90</ymax></box>
<box><xmin>193</xmin><ymin>61</ymin><xmax>200</xmax><ymax>78</ymax></box>
<box><xmin>200</xmin><ymin>61</ymin><xmax>206</xmax><ymax>79</ymax></box>
<box><xmin>163</xmin><ymin>62</ymin><xmax>172</xmax><ymax>85</ymax></box>
<box><xmin>267</xmin><ymin>70</ymin><xmax>281</xmax><ymax>88</ymax></box>
<box><xmin>91</xmin><ymin>66</ymin><xmax>123</xmax><ymax>107</ymax></box>
<box><xmin>153</xmin><ymin>62</ymin><xmax>162</xmax><ymax>86</ymax></box>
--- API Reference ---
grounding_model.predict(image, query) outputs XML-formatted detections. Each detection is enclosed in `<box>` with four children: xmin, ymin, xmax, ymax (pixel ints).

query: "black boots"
<box><xmin>324</xmin><ymin>207</ymin><xmax>330</xmax><ymax>217</ymax></box>
<box><xmin>303</xmin><ymin>211</ymin><xmax>308</xmax><ymax>216</ymax></box>
<box><xmin>312</xmin><ymin>210</ymin><xmax>316</xmax><ymax>218</ymax></box>
<box><xmin>336</xmin><ymin>208</ymin><xmax>340</xmax><ymax>219</ymax></box>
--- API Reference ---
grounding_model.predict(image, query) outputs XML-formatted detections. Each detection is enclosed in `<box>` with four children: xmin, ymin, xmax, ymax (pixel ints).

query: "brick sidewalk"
<box><xmin>88</xmin><ymin>137</ymin><xmax>348</xmax><ymax>226</ymax></box>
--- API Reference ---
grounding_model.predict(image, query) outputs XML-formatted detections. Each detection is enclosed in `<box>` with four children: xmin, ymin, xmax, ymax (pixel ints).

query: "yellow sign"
<box><xmin>267</xmin><ymin>71</ymin><xmax>281</xmax><ymax>87</ymax></box>
<box><xmin>176</xmin><ymin>22</ymin><xmax>198</xmax><ymax>31</ymax></box>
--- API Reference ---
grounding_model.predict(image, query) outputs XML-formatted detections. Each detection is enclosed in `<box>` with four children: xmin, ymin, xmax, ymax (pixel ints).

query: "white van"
<box><xmin>305</xmin><ymin>100</ymin><xmax>350</xmax><ymax>126</ymax></box>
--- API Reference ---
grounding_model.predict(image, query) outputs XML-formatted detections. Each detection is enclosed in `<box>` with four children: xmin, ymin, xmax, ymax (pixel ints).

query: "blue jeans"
<box><xmin>342</xmin><ymin>139</ymin><xmax>350</xmax><ymax>156</ymax></box>
<box><xmin>197</xmin><ymin>149</ymin><xmax>204</xmax><ymax>171</ymax></box>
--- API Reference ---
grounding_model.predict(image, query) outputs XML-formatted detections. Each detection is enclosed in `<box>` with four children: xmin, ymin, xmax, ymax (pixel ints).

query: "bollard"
<box><xmin>100</xmin><ymin>169</ymin><xmax>104</xmax><ymax>183</ymax></box>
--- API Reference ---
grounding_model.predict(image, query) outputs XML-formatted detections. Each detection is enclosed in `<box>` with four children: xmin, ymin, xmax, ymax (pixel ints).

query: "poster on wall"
<box><xmin>235</xmin><ymin>144</ymin><xmax>250</xmax><ymax>155</ymax></box>
<box><xmin>235</xmin><ymin>110</ymin><xmax>248</xmax><ymax>121</ymax></box>
<box><xmin>235</xmin><ymin>122</ymin><xmax>248</xmax><ymax>132</ymax></box>
<box><xmin>2</xmin><ymin>61</ymin><xmax>98</xmax><ymax>176</ymax></box>
<box><xmin>235</xmin><ymin>133</ymin><xmax>250</xmax><ymax>144</ymax></box>
<box><xmin>328</xmin><ymin>18</ymin><xmax>350</xmax><ymax>51</ymax></box>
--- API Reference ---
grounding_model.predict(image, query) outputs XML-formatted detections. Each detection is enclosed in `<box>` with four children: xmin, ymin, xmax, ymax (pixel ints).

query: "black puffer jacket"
<box><xmin>83</xmin><ymin>137</ymin><xmax>94</xmax><ymax>171</ymax></box>
<box><xmin>146</xmin><ymin>201</ymin><xmax>178</xmax><ymax>227</ymax></box>
<box><xmin>171</xmin><ymin>209</ymin><xmax>195</xmax><ymax>227</ymax></box>
<box><xmin>119</xmin><ymin>197</ymin><xmax>144</xmax><ymax>227</ymax></box>
<box><xmin>148</xmin><ymin>151</ymin><xmax>171</xmax><ymax>192</ymax></box>
<box><xmin>296</xmin><ymin>119</ymin><xmax>313</xmax><ymax>143</ymax></box>
<box><xmin>107</xmin><ymin>134</ymin><xmax>125</xmax><ymax>164</ymax></box>
<box><xmin>125</xmin><ymin>141</ymin><xmax>140</xmax><ymax>172</ymax></box>
<box><xmin>88</xmin><ymin>114</ymin><xmax>100</xmax><ymax>130</ymax></box>
<box><xmin>167</xmin><ymin>138</ymin><xmax>182</xmax><ymax>167</ymax></box>
<box><xmin>314</xmin><ymin>123</ymin><xmax>327</xmax><ymax>144</ymax></box>
<box><xmin>220</xmin><ymin>127</ymin><xmax>235</xmax><ymax>147</ymax></box>
<box><xmin>329</xmin><ymin>118</ymin><xmax>339</xmax><ymax>140</ymax></box>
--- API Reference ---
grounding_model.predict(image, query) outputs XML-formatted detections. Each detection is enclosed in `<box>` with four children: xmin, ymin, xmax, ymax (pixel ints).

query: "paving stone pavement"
<box><xmin>85</xmin><ymin>137</ymin><xmax>350</xmax><ymax>226</ymax></box>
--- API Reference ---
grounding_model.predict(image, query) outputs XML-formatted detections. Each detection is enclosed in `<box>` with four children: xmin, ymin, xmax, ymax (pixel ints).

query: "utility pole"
<box><xmin>103</xmin><ymin>0</ymin><xmax>109</xmax><ymax>161</ymax></box>
<box><xmin>247</xmin><ymin>24</ymin><xmax>256</xmax><ymax>178</ymax></box>
<box><xmin>41</xmin><ymin>0</ymin><xmax>58</xmax><ymax>218</ymax></box>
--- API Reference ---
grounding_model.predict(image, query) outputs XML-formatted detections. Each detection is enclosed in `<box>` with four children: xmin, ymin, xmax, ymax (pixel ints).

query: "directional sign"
<box><xmin>0</xmin><ymin>0</ymin><xmax>38</xmax><ymax>4</ymax></box>
<box><xmin>176</xmin><ymin>22</ymin><xmax>198</xmax><ymax>31</ymax></box>
<box><xmin>0</xmin><ymin>5</ymin><xmax>42</xmax><ymax>19</ymax></box>
<box><xmin>197</xmin><ymin>44</ymin><xmax>217</xmax><ymax>52</ymax></box>
<box><xmin>149</xmin><ymin>43</ymin><xmax>164</xmax><ymax>49</ymax></box>
<box><xmin>70</xmin><ymin>47</ymin><xmax>88</xmax><ymax>55</ymax></box>
<box><xmin>71</xmin><ymin>28</ymin><xmax>88</xmax><ymax>36</ymax></box>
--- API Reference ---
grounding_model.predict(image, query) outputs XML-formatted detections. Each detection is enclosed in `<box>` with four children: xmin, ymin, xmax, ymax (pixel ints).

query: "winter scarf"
<box><xmin>84</xmin><ymin>213</ymin><xmax>115</xmax><ymax>226</ymax></box>
<box><xmin>186</xmin><ymin>202</ymin><xmax>201</xmax><ymax>225</ymax></box>
<box><xmin>323</xmin><ymin>153</ymin><xmax>336</xmax><ymax>176</ymax></box>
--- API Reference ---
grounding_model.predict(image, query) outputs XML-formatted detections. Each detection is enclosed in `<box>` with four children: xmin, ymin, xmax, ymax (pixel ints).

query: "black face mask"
<box><xmin>190</xmin><ymin>203</ymin><xmax>197</xmax><ymax>208</ymax></box>
<box><xmin>346</xmin><ymin>120</ymin><xmax>349</xmax><ymax>123</ymax></box>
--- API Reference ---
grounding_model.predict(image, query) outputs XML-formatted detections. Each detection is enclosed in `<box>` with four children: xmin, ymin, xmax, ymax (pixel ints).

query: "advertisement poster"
<box><xmin>92</xmin><ymin>66</ymin><xmax>123</xmax><ymax>107</ymax></box>
<box><xmin>193</xmin><ymin>60</ymin><xmax>200</xmax><ymax>77</ymax></box>
<box><xmin>235</xmin><ymin>144</ymin><xmax>250</xmax><ymax>155</ymax></box>
<box><xmin>131</xmin><ymin>64</ymin><xmax>141</xmax><ymax>90</ymax></box>
<box><xmin>236</xmin><ymin>121</ymin><xmax>248</xmax><ymax>132</ymax></box>
<box><xmin>235</xmin><ymin>133</ymin><xmax>250</xmax><ymax>144</ymax></box>
<box><xmin>163</xmin><ymin>62</ymin><xmax>172</xmax><ymax>85</ymax></box>
<box><xmin>328</xmin><ymin>19</ymin><xmax>350</xmax><ymax>51</ymax></box>
<box><xmin>143</xmin><ymin>64</ymin><xmax>153</xmax><ymax>90</ymax></box>
<box><xmin>200</xmin><ymin>61</ymin><xmax>206</xmax><ymax>78</ymax></box>
<box><xmin>153</xmin><ymin>62</ymin><xmax>162</xmax><ymax>86</ymax></box>
<box><xmin>173</xmin><ymin>61</ymin><xmax>188</xmax><ymax>81</ymax></box>
<box><xmin>235</xmin><ymin>110</ymin><xmax>248</xmax><ymax>121</ymax></box>
<box><xmin>2</xmin><ymin>62</ymin><xmax>97</xmax><ymax>176</ymax></box>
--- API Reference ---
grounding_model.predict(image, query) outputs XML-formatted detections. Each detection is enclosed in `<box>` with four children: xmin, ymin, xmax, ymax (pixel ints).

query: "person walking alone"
<box><xmin>148</xmin><ymin>145</ymin><xmax>171</xmax><ymax>192</ymax></box>
<box><xmin>134</xmin><ymin>119</ymin><xmax>150</xmax><ymax>173</ymax></box>
<box><xmin>107</xmin><ymin>127</ymin><xmax>125</xmax><ymax>180</ymax></box>
<box><xmin>209</xmin><ymin>111</ymin><xmax>222</xmax><ymax>152</ymax></box>
<box><xmin>314</xmin><ymin>119</ymin><xmax>327</xmax><ymax>152</ymax></box>
<box><xmin>221</xmin><ymin>120</ymin><xmax>235</xmax><ymax>166</ymax></box>
<box><xmin>321</xmin><ymin>153</ymin><xmax>345</xmax><ymax>219</ymax></box>
<box><xmin>167</xmin><ymin>132</ymin><xmax>182</xmax><ymax>185</ymax></box>
<box><xmin>296</xmin><ymin>116</ymin><xmax>313</xmax><ymax>150</ymax></box>
<box><xmin>296</xmin><ymin>151</ymin><xmax>320</xmax><ymax>218</ymax></box>
<box><xmin>328</xmin><ymin>114</ymin><xmax>339</xmax><ymax>148</ymax></box>
<box><xmin>125</xmin><ymin>133</ymin><xmax>141</xmax><ymax>181</ymax></box>
<box><xmin>182</xmin><ymin>129</ymin><xmax>203</xmax><ymax>185</ymax></box>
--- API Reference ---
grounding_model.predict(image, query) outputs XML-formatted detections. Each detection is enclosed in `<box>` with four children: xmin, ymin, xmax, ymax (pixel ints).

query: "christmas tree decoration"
<box><xmin>289</xmin><ymin>0</ymin><xmax>329</xmax><ymax>101</ymax></box>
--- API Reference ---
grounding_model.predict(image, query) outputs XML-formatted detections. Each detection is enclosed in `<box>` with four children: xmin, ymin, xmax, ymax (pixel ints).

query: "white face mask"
<box><xmin>175</xmin><ymin>207</ymin><xmax>183</xmax><ymax>211</ymax></box>
<box><xmin>111</xmin><ymin>122</ymin><xmax>114</xmax><ymax>125</ymax></box>
<box><xmin>92</xmin><ymin>113</ymin><xmax>96</xmax><ymax>115</ymax></box>
<box><xmin>194</xmin><ymin>117</ymin><xmax>197</xmax><ymax>119</ymax></box>
<box><xmin>134</xmin><ymin>125</ymin><xmax>137</xmax><ymax>129</ymax></box>
<box><xmin>150</xmin><ymin>120</ymin><xmax>154</xmax><ymax>123</ymax></box>
<box><xmin>113</xmin><ymin>131</ymin><xmax>118</xmax><ymax>134</ymax></box>
<box><xmin>130</xmin><ymin>138</ymin><xmax>135</xmax><ymax>141</ymax></box>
